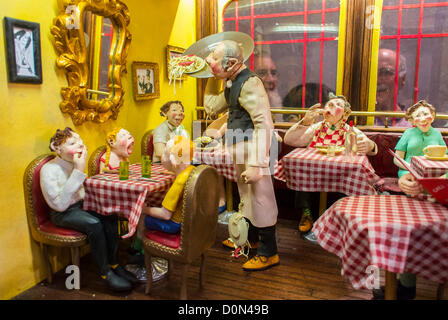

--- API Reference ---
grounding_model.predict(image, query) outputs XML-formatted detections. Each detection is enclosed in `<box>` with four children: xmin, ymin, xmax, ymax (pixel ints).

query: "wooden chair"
<box><xmin>141</xmin><ymin>129</ymin><xmax>154</xmax><ymax>159</ymax></box>
<box><xmin>23</xmin><ymin>154</ymin><xmax>87</xmax><ymax>283</ymax></box>
<box><xmin>143</xmin><ymin>165</ymin><xmax>220</xmax><ymax>299</ymax></box>
<box><xmin>88</xmin><ymin>145</ymin><xmax>106</xmax><ymax>177</ymax></box>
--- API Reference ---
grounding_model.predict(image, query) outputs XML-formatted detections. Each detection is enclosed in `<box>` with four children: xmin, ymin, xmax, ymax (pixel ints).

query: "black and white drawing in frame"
<box><xmin>4</xmin><ymin>17</ymin><xmax>43</xmax><ymax>83</ymax></box>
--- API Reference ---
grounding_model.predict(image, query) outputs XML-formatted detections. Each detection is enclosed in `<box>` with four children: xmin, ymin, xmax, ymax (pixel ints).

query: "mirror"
<box><xmin>51</xmin><ymin>0</ymin><xmax>131</xmax><ymax>125</ymax></box>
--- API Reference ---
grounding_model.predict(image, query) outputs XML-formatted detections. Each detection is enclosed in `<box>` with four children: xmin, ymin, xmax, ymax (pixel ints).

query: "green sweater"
<box><xmin>395</xmin><ymin>126</ymin><xmax>446</xmax><ymax>178</ymax></box>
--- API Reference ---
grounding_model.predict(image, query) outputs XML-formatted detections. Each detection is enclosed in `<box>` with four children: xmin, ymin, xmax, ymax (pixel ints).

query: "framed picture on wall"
<box><xmin>3</xmin><ymin>17</ymin><xmax>43</xmax><ymax>84</ymax></box>
<box><xmin>132</xmin><ymin>61</ymin><xmax>160</xmax><ymax>101</ymax></box>
<box><xmin>166</xmin><ymin>45</ymin><xmax>186</xmax><ymax>80</ymax></box>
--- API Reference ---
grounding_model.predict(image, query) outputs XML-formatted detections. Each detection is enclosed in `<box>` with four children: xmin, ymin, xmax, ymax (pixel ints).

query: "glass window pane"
<box><xmin>223</xmin><ymin>1</ymin><xmax>237</xmax><ymax>19</ymax></box>
<box><xmin>326</xmin><ymin>0</ymin><xmax>340</xmax><ymax>9</ymax></box>
<box><xmin>375</xmin><ymin>0</ymin><xmax>448</xmax><ymax>127</ymax></box>
<box><xmin>254</xmin><ymin>0</ymin><xmax>304</xmax><ymax>16</ymax></box>
<box><xmin>235</xmin><ymin>0</ymin><xmax>252</xmax><ymax>17</ymax></box>
<box><xmin>401</xmin><ymin>8</ymin><xmax>420</xmax><ymax>35</ymax></box>
<box><xmin>223</xmin><ymin>0</ymin><xmax>340</xmax><ymax>122</ymax></box>
<box><xmin>324</xmin><ymin>11</ymin><xmax>340</xmax><ymax>38</ymax></box>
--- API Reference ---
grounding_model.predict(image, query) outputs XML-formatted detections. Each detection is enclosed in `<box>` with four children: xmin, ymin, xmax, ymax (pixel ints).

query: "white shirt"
<box><xmin>152</xmin><ymin>120</ymin><xmax>189</xmax><ymax>162</ymax></box>
<box><xmin>40</xmin><ymin>156</ymin><xmax>87</xmax><ymax>212</ymax></box>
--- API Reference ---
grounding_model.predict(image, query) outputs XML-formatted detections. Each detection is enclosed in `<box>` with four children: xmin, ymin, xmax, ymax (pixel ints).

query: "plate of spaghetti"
<box><xmin>169</xmin><ymin>55</ymin><xmax>205</xmax><ymax>77</ymax></box>
<box><xmin>168</xmin><ymin>54</ymin><xmax>206</xmax><ymax>93</ymax></box>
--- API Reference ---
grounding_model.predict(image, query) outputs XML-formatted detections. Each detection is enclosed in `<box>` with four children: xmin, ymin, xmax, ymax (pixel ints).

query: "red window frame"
<box><xmin>381</xmin><ymin>1</ymin><xmax>448</xmax><ymax>111</ymax></box>
<box><xmin>223</xmin><ymin>0</ymin><xmax>340</xmax><ymax>108</ymax></box>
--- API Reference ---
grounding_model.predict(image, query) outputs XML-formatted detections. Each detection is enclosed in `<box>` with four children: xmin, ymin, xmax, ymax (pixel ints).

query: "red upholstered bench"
<box><xmin>364</xmin><ymin>132</ymin><xmax>402</xmax><ymax>194</ymax></box>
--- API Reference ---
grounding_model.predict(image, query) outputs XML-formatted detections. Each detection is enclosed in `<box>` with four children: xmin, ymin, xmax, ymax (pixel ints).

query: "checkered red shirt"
<box><xmin>313</xmin><ymin>195</ymin><xmax>448</xmax><ymax>289</ymax></box>
<box><xmin>274</xmin><ymin>147</ymin><xmax>381</xmax><ymax>195</ymax></box>
<box><xmin>309</xmin><ymin>122</ymin><xmax>348</xmax><ymax>148</ymax></box>
<box><xmin>83</xmin><ymin>164</ymin><xmax>175</xmax><ymax>238</ymax></box>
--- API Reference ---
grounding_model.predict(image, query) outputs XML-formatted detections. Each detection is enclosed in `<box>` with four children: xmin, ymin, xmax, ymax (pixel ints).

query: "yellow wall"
<box><xmin>0</xmin><ymin>0</ymin><xmax>196</xmax><ymax>300</ymax></box>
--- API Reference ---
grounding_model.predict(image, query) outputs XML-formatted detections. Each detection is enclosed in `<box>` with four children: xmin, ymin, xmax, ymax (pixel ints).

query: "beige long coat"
<box><xmin>204</xmin><ymin>76</ymin><xmax>278</xmax><ymax>228</ymax></box>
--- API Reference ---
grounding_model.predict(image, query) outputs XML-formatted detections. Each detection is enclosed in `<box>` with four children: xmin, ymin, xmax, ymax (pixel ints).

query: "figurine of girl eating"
<box><xmin>100</xmin><ymin>128</ymin><xmax>135</xmax><ymax>172</ymax></box>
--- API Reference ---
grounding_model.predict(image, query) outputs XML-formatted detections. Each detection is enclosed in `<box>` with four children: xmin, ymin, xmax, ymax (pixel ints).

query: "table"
<box><xmin>313</xmin><ymin>195</ymin><xmax>448</xmax><ymax>299</ymax></box>
<box><xmin>411</xmin><ymin>156</ymin><xmax>448</xmax><ymax>178</ymax></box>
<box><xmin>83</xmin><ymin>164</ymin><xmax>175</xmax><ymax>238</ymax></box>
<box><xmin>274</xmin><ymin>147</ymin><xmax>382</xmax><ymax>213</ymax></box>
<box><xmin>193</xmin><ymin>149</ymin><xmax>237</xmax><ymax>182</ymax></box>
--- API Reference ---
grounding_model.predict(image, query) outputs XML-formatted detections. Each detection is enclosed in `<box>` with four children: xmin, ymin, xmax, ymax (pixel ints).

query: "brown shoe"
<box><xmin>299</xmin><ymin>209</ymin><xmax>313</xmax><ymax>233</ymax></box>
<box><xmin>242</xmin><ymin>254</ymin><xmax>280</xmax><ymax>271</ymax></box>
<box><xmin>222</xmin><ymin>238</ymin><xmax>258</xmax><ymax>249</ymax></box>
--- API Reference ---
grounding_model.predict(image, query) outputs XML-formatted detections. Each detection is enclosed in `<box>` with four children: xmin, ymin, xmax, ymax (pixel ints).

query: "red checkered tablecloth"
<box><xmin>194</xmin><ymin>150</ymin><xmax>237</xmax><ymax>182</ymax></box>
<box><xmin>274</xmin><ymin>148</ymin><xmax>381</xmax><ymax>196</ymax></box>
<box><xmin>313</xmin><ymin>195</ymin><xmax>448</xmax><ymax>289</ymax></box>
<box><xmin>83</xmin><ymin>164</ymin><xmax>175</xmax><ymax>238</ymax></box>
<box><xmin>411</xmin><ymin>156</ymin><xmax>448</xmax><ymax>178</ymax></box>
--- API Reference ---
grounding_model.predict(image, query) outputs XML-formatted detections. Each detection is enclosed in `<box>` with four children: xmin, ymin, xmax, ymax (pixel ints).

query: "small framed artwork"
<box><xmin>3</xmin><ymin>17</ymin><xmax>43</xmax><ymax>84</ymax></box>
<box><xmin>132</xmin><ymin>61</ymin><xmax>160</xmax><ymax>101</ymax></box>
<box><xmin>166</xmin><ymin>45</ymin><xmax>186</xmax><ymax>80</ymax></box>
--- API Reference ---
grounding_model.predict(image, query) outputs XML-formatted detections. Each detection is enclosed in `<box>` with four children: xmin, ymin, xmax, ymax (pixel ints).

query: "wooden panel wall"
<box><xmin>341</xmin><ymin>0</ymin><xmax>376</xmax><ymax>123</ymax></box>
<box><xmin>195</xmin><ymin>0</ymin><xmax>218</xmax><ymax>107</ymax></box>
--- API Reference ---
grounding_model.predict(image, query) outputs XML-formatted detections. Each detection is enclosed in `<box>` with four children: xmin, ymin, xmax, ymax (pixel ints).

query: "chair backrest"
<box><xmin>88</xmin><ymin>145</ymin><xmax>106</xmax><ymax>176</ymax></box>
<box><xmin>141</xmin><ymin>130</ymin><xmax>154</xmax><ymax>160</ymax></box>
<box><xmin>180</xmin><ymin>165</ymin><xmax>220</xmax><ymax>263</ymax></box>
<box><xmin>23</xmin><ymin>154</ymin><xmax>55</xmax><ymax>240</ymax></box>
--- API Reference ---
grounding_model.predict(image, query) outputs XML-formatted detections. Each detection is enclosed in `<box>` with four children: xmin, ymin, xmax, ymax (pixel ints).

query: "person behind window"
<box><xmin>253</xmin><ymin>54</ymin><xmax>283</xmax><ymax>122</ymax></box>
<box><xmin>282</xmin><ymin>83</ymin><xmax>334</xmax><ymax>123</ymax></box>
<box><xmin>375</xmin><ymin>48</ymin><xmax>410</xmax><ymax>127</ymax></box>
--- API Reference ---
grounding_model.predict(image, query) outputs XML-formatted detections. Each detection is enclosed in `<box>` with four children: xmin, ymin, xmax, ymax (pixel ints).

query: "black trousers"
<box><xmin>49</xmin><ymin>201</ymin><xmax>119</xmax><ymax>276</ymax></box>
<box><xmin>246</xmin><ymin>218</ymin><xmax>278</xmax><ymax>257</ymax></box>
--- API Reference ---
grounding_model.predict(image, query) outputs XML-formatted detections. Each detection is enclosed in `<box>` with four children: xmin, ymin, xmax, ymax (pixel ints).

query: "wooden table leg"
<box><xmin>437</xmin><ymin>283</ymin><xmax>448</xmax><ymax>300</ymax></box>
<box><xmin>385</xmin><ymin>271</ymin><xmax>397</xmax><ymax>300</ymax></box>
<box><xmin>225</xmin><ymin>178</ymin><xmax>233</xmax><ymax>212</ymax></box>
<box><xmin>319</xmin><ymin>192</ymin><xmax>327</xmax><ymax>216</ymax></box>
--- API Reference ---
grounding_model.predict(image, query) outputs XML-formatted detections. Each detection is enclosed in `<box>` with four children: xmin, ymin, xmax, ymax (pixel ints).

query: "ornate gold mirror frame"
<box><xmin>51</xmin><ymin>0</ymin><xmax>131</xmax><ymax>125</ymax></box>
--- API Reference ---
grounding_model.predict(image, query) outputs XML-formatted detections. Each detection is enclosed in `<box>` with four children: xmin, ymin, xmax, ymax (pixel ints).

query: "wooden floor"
<box><xmin>13</xmin><ymin>219</ymin><xmax>441</xmax><ymax>300</ymax></box>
